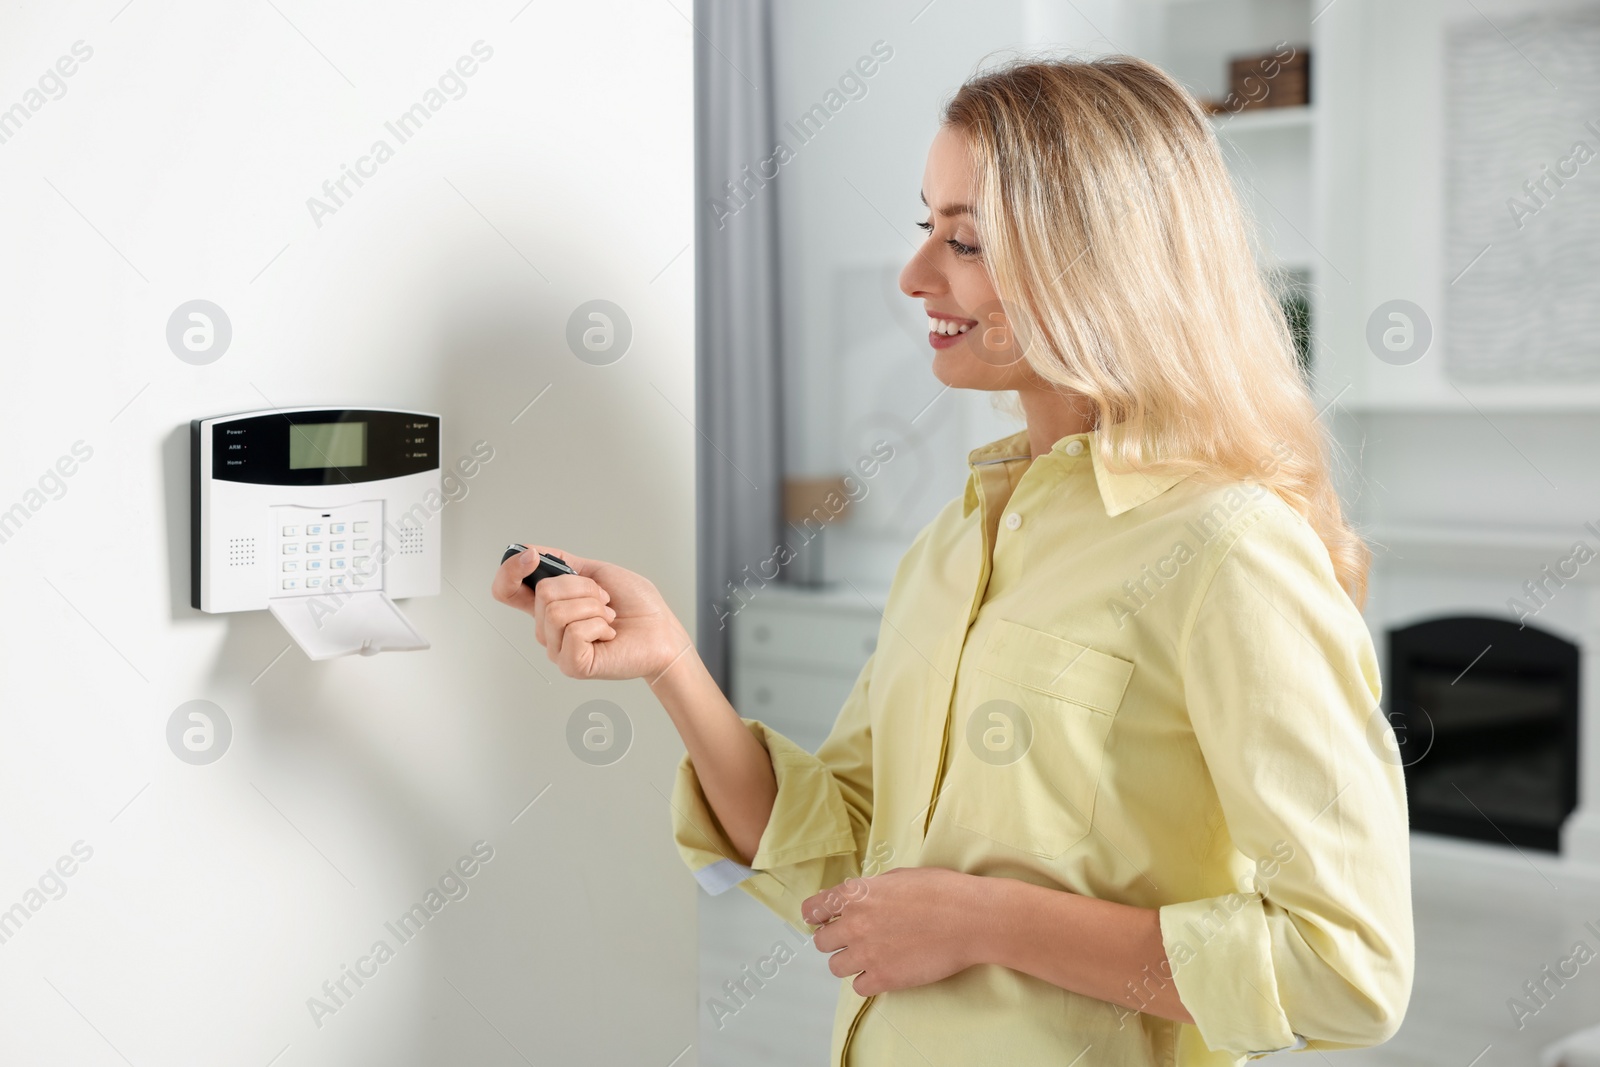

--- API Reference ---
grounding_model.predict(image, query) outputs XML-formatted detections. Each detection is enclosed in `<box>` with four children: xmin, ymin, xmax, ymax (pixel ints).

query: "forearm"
<box><xmin>647</xmin><ymin>647</ymin><xmax>777</xmax><ymax>866</ymax></box>
<box><xmin>968</xmin><ymin>877</ymin><xmax>1194</xmax><ymax>1026</ymax></box>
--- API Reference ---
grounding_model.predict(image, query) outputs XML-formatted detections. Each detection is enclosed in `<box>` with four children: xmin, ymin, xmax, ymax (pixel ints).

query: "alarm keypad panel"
<box><xmin>272</xmin><ymin>502</ymin><xmax>382</xmax><ymax>595</ymax></box>
<box><xmin>192</xmin><ymin>407</ymin><xmax>440</xmax><ymax>618</ymax></box>
<box><xmin>192</xmin><ymin>406</ymin><xmax>437</xmax><ymax>658</ymax></box>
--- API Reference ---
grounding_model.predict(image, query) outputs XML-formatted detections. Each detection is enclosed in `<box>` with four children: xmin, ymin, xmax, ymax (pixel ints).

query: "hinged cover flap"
<box><xmin>268</xmin><ymin>591</ymin><xmax>429</xmax><ymax>661</ymax></box>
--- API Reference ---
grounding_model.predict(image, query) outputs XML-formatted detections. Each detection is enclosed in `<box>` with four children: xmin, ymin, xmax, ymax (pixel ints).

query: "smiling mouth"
<box><xmin>926</xmin><ymin>313</ymin><xmax>980</xmax><ymax>350</ymax></box>
<box><xmin>926</xmin><ymin>314</ymin><xmax>978</xmax><ymax>337</ymax></box>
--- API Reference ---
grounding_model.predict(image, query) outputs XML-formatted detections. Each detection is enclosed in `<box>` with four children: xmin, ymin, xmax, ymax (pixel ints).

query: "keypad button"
<box><xmin>331</xmin><ymin>559</ymin><xmax>347</xmax><ymax>570</ymax></box>
<box><xmin>282</xmin><ymin>579</ymin><xmax>300</xmax><ymax>590</ymax></box>
<box><xmin>306</xmin><ymin>560</ymin><xmax>323</xmax><ymax>571</ymax></box>
<box><xmin>282</xmin><ymin>525</ymin><xmax>299</xmax><ymax>536</ymax></box>
<box><xmin>331</xmin><ymin>523</ymin><xmax>347</xmax><ymax>534</ymax></box>
<box><xmin>307</xmin><ymin>524</ymin><xmax>324</xmax><ymax>535</ymax></box>
<box><xmin>282</xmin><ymin>544</ymin><xmax>300</xmax><ymax>555</ymax></box>
<box><xmin>306</xmin><ymin>543</ymin><xmax>323</xmax><ymax>553</ymax></box>
<box><xmin>353</xmin><ymin>538</ymin><xmax>369</xmax><ymax>550</ymax></box>
<box><xmin>329</xmin><ymin>575</ymin><xmax>347</xmax><ymax>588</ymax></box>
<box><xmin>353</xmin><ymin>556</ymin><xmax>371</xmax><ymax>568</ymax></box>
<box><xmin>282</xmin><ymin>562</ymin><xmax>299</xmax><ymax>573</ymax></box>
<box><xmin>352</xmin><ymin>521</ymin><xmax>369</xmax><ymax>532</ymax></box>
<box><xmin>306</xmin><ymin>577</ymin><xmax>323</xmax><ymax>588</ymax></box>
<box><xmin>330</xmin><ymin>540</ymin><xmax>346</xmax><ymax>552</ymax></box>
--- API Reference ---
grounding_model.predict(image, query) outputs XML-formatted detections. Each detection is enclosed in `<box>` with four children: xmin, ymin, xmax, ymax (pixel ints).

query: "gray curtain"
<box><xmin>694</xmin><ymin>0</ymin><xmax>785</xmax><ymax>689</ymax></box>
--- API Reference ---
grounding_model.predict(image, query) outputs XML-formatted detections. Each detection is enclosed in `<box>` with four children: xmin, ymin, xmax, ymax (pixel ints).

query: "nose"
<box><xmin>899</xmin><ymin>243</ymin><xmax>945</xmax><ymax>301</ymax></box>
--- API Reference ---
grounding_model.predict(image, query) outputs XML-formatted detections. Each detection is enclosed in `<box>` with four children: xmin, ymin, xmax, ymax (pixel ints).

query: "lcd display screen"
<box><xmin>288</xmin><ymin>422</ymin><xmax>367</xmax><ymax>469</ymax></box>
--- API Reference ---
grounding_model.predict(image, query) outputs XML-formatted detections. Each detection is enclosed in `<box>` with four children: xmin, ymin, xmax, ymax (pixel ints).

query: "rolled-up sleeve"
<box><xmin>670</xmin><ymin>652</ymin><xmax>877</xmax><ymax>930</ymax></box>
<box><xmin>1162</xmin><ymin>504</ymin><xmax>1414</xmax><ymax>1057</ymax></box>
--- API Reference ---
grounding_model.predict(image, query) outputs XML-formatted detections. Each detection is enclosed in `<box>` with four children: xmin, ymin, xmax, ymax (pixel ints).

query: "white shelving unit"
<box><xmin>1211</xmin><ymin>102</ymin><xmax>1314</xmax><ymax>134</ymax></box>
<box><xmin>1123</xmin><ymin>0</ymin><xmax>1322</xmax><ymax>372</ymax></box>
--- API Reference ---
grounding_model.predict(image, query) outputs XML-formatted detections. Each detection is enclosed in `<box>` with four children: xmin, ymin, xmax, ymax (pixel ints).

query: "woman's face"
<box><xmin>899</xmin><ymin>124</ymin><xmax>1031</xmax><ymax>390</ymax></box>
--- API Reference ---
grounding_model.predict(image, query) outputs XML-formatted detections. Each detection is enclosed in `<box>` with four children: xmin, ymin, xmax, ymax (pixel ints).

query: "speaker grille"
<box><xmin>397</xmin><ymin>527</ymin><xmax>424</xmax><ymax>556</ymax></box>
<box><xmin>227</xmin><ymin>537</ymin><xmax>256</xmax><ymax>567</ymax></box>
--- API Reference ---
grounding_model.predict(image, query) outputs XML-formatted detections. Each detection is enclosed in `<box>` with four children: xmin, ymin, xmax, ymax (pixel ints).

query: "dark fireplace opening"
<box><xmin>1387</xmin><ymin>615</ymin><xmax>1580</xmax><ymax>852</ymax></box>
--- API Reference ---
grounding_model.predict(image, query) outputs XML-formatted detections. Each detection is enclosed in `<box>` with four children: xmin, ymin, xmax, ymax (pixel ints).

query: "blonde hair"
<box><xmin>944</xmin><ymin>54</ymin><xmax>1370</xmax><ymax>606</ymax></box>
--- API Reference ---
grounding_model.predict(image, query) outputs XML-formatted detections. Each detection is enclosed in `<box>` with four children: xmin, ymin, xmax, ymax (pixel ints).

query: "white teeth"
<box><xmin>927</xmin><ymin>317</ymin><xmax>973</xmax><ymax>336</ymax></box>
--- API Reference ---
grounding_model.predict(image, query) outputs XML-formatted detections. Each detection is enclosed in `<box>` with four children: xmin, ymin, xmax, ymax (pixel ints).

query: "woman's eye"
<box><xmin>914</xmin><ymin>219</ymin><xmax>979</xmax><ymax>258</ymax></box>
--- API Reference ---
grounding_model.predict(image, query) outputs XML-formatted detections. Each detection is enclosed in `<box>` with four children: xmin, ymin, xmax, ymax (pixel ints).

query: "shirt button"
<box><xmin>1065</xmin><ymin>439</ymin><xmax>1085</xmax><ymax>456</ymax></box>
<box><xmin>1004</xmin><ymin>512</ymin><xmax>1022</xmax><ymax>530</ymax></box>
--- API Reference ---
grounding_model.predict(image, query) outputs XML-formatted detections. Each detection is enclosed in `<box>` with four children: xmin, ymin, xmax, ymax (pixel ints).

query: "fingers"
<box><xmin>551</xmin><ymin>616</ymin><xmax>617</xmax><ymax>673</ymax></box>
<box><xmin>491</xmin><ymin>544</ymin><xmax>610</xmax><ymax>618</ymax></box>
<box><xmin>801</xmin><ymin>879</ymin><xmax>864</xmax><ymax>926</ymax></box>
<box><xmin>802</xmin><ymin>894</ymin><xmax>837</xmax><ymax>927</ymax></box>
<box><xmin>519</xmin><ymin>543</ymin><xmax>599</xmax><ymax>577</ymax></box>
<box><xmin>811</xmin><ymin>920</ymin><xmax>847</xmax><ymax>953</ymax></box>
<box><xmin>539</xmin><ymin>595</ymin><xmax>617</xmax><ymax>652</ymax></box>
<box><xmin>541</xmin><ymin>594</ymin><xmax>616</xmax><ymax>628</ymax></box>
<box><xmin>491</xmin><ymin>546</ymin><xmax>547</xmax><ymax>606</ymax></box>
<box><xmin>801</xmin><ymin>886</ymin><xmax>868</xmax><ymax>991</ymax></box>
<box><xmin>825</xmin><ymin>945</ymin><xmax>863</xmax><ymax>980</ymax></box>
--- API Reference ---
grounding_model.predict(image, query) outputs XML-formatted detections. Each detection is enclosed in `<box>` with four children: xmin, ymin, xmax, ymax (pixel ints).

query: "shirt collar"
<box><xmin>963</xmin><ymin>427</ymin><xmax>1187</xmax><ymax>519</ymax></box>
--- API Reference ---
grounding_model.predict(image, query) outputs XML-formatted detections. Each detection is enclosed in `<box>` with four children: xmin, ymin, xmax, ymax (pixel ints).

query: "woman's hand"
<box><xmin>803</xmin><ymin>867</ymin><xmax>985</xmax><ymax>997</ymax></box>
<box><xmin>491</xmin><ymin>545</ymin><xmax>693</xmax><ymax>681</ymax></box>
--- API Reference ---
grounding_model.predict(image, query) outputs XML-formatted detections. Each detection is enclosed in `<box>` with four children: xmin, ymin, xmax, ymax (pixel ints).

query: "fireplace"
<box><xmin>1386</xmin><ymin>615</ymin><xmax>1580</xmax><ymax>853</ymax></box>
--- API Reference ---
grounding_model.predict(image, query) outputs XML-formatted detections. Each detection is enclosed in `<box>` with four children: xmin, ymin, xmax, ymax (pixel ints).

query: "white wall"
<box><xmin>1308</xmin><ymin>2</ymin><xmax>1600</xmax><ymax>578</ymax></box>
<box><xmin>0</xmin><ymin>3</ymin><xmax>697</xmax><ymax>1064</ymax></box>
<box><xmin>1314</xmin><ymin>0</ymin><xmax>1600</xmax><ymax>408</ymax></box>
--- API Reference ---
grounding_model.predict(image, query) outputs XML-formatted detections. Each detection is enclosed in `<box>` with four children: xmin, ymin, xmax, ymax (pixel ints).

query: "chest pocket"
<box><xmin>945</xmin><ymin>619</ymin><xmax>1134</xmax><ymax>859</ymax></box>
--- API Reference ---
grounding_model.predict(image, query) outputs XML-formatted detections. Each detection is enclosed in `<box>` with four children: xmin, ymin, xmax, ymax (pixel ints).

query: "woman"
<box><xmin>493</xmin><ymin>55</ymin><xmax>1413</xmax><ymax>1066</ymax></box>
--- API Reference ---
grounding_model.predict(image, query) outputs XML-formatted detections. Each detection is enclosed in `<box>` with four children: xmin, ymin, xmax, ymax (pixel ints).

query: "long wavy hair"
<box><xmin>943</xmin><ymin>54</ymin><xmax>1369</xmax><ymax>606</ymax></box>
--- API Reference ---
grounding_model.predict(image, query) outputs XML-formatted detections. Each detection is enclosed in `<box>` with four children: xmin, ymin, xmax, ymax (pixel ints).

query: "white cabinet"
<box><xmin>728</xmin><ymin>583</ymin><xmax>887</xmax><ymax>753</ymax></box>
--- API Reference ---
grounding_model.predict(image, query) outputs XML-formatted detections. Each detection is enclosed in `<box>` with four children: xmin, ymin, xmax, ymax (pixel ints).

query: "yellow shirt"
<box><xmin>671</xmin><ymin>426</ymin><xmax>1413</xmax><ymax>1066</ymax></box>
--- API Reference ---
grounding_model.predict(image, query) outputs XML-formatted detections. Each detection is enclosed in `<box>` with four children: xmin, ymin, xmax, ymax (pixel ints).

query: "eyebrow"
<box><xmin>919</xmin><ymin>190</ymin><xmax>973</xmax><ymax>217</ymax></box>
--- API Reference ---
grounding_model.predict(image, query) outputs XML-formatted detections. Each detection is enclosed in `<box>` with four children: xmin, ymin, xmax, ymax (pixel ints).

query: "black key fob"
<box><xmin>502</xmin><ymin>544</ymin><xmax>577</xmax><ymax>593</ymax></box>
